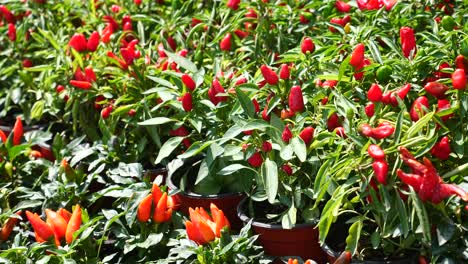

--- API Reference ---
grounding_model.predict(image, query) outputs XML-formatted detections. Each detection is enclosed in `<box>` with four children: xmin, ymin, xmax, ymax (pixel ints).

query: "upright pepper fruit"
<box><xmin>45</xmin><ymin>209</ymin><xmax>68</xmax><ymax>240</ymax></box>
<box><xmin>87</xmin><ymin>31</ymin><xmax>100</xmax><ymax>52</ymax></box>
<box><xmin>69</xmin><ymin>33</ymin><xmax>88</xmax><ymax>52</ymax></box>
<box><xmin>65</xmin><ymin>205</ymin><xmax>82</xmax><ymax>244</ymax></box>
<box><xmin>260</xmin><ymin>65</ymin><xmax>279</xmax><ymax>85</ymax></box>
<box><xmin>181</xmin><ymin>74</ymin><xmax>196</xmax><ymax>91</ymax></box>
<box><xmin>282</xmin><ymin>125</ymin><xmax>293</xmax><ymax>143</ymax></box>
<box><xmin>400</xmin><ymin>27</ymin><xmax>416</xmax><ymax>58</ymax></box>
<box><xmin>185</xmin><ymin>203</ymin><xmax>230</xmax><ymax>245</ymax></box>
<box><xmin>288</xmin><ymin>86</ymin><xmax>305</xmax><ymax>114</ymax></box>
<box><xmin>137</xmin><ymin>194</ymin><xmax>153</xmax><ymax>222</ymax></box>
<box><xmin>279</xmin><ymin>64</ymin><xmax>290</xmax><ymax>80</ymax></box>
<box><xmin>350</xmin><ymin>43</ymin><xmax>365</xmax><ymax>68</ymax></box>
<box><xmin>220</xmin><ymin>33</ymin><xmax>232</xmax><ymax>51</ymax></box>
<box><xmin>367</xmin><ymin>83</ymin><xmax>383</xmax><ymax>102</ymax></box>
<box><xmin>0</xmin><ymin>128</ymin><xmax>7</xmax><ymax>143</ymax></box>
<box><xmin>181</xmin><ymin>92</ymin><xmax>193</xmax><ymax>112</ymax></box>
<box><xmin>373</xmin><ymin>159</ymin><xmax>388</xmax><ymax>185</ymax></box>
<box><xmin>301</xmin><ymin>37</ymin><xmax>315</xmax><ymax>54</ymax></box>
<box><xmin>12</xmin><ymin>116</ymin><xmax>23</xmax><ymax>146</ymax></box>
<box><xmin>410</xmin><ymin>96</ymin><xmax>429</xmax><ymax>122</ymax></box>
<box><xmin>452</xmin><ymin>69</ymin><xmax>467</xmax><ymax>90</ymax></box>
<box><xmin>26</xmin><ymin>211</ymin><xmax>54</xmax><ymax>242</ymax></box>
<box><xmin>430</xmin><ymin>136</ymin><xmax>451</xmax><ymax>160</ymax></box>
<box><xmin>299</xmin><ymin>127</ymin><xmax>315</xmax><ymax>145</ymax></box>
<box><xmin>247</xmin><ymin>151</ymin><xmax>263</xmax><ymax>168</ymax></box>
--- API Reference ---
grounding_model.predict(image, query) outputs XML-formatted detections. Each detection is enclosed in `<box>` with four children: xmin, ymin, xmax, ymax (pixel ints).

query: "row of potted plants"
<box><xmin>1</xmin><ymin>0</ymin><xmax>468</xmax><ymax>263</ymax></box>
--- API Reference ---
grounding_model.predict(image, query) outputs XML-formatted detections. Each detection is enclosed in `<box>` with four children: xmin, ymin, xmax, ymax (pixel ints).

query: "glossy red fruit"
<box><xmin>289</xmin><ymin>86</ymin><xmax>305</xmax><ymax>114</ymax></box>
<box><xmin>279</xmin><ymin>64</ymin><xmax>290</xmax><ymax>80</ymax></box>
<box><xmin>424</xmin><ymin>82</ymin><xmax>448</xmax><ymax>99</ymax></box>
<box><xmin>220</xmin><ymin>33</ymin><xmax>232</xmax><ymax>51</ymax></box>
<box><xmin>247</xmin><ymin>152</ymin><xmax>263</xmax><ymax>168</ymax></box>
<box><xmin>262</xmin><ymin>141</ymin><xmax>272</xmax><ymax>152</ymax></box>
<box><xmin>69</xmin><ymin>33</ymin><xmax>88</xmax><ymax>52</ymax></box>
<box><xmin>334</xmin><ymin>127</ymin><xmax>347</xmax><ymax>138</ymax></box>
<box><xmin>22</xmin><ymin>59</ymin><xmax>33</xmax><ymax>68</ymax></box>
<box><xmin>181</xmin><ymin>93</ymin><xmax>193</xmax><ymax>112</ymax></box>
<box><xmin>373</xmin><ymin>159</ymin><xmax>388</xmax><ymax>185</ymax></box>
<box><xmin>410</xmin><ymin>96</ymin><xmax>429</xmax><ymax>121</ymax></box>
<box><xmin>282</xmin><ymin>164</ymin><xmax>293</xmax><ymax>175</ymax></box>
<box><xmin>101</xmin><ymin>105</ymin><xmax>113</xmax><ymax>119</ymax></box>
<box><xmin>368</xmin><ymin>144</ymin><xmax>385</xmax><ymax>159</ymax></box>
<box><xmin>430</xmin><ymin>136</ymin><xmax>451</xmax><ymax>160</ymax></box>
<box><xmin>455</xmin><ymin>55</ymin><xmax>468</xmax><ymax>71</ymax></box>
<box><xmin>370</xmin><ymin>122</ymin><xmax>394</xmax><ymax>140</ymax></box>
<box><xmin>437</xmin><ymin>99</ymin><xmax>453</xmax><ymax>121</ymax></box>
<box><xmin>335</xmin><ymin>0</ymin><xmax>351</xmax><ymax>13</ymax></box>
<box><xmin>87</xmin><ymin>31</ymin><xmax>100</xmax><ymax>52</ymax></box>
<box><xmin>365</xmin><ymin>103</ymin><xmax>375</xmax><ymax>117</ymax></box>
<box><xmin>350</xmin><ymin>43</ymin><xmax>365</xmax><ymax>68</ymax></box>
<box><xmin>327</xmin><ymin>113</ymin><xmax>341</xmax><ymax>131</ymax></box>
<box><xmin>299</xmin><ymin>127</ymin><xmax>315</xmax><ymax>145</ymax></box>
<box><xmin>7</xmin><ymin>23</ymin><xmax>16</xmax><ymax>41</ymax></box>
<box><xmin>260</xmin><ymin>65</ymin><xmax>279</xmax><ymax>85</ymax></box>
<box><xmin>301</xmin><ymin>37</ymin><xmax>315</xmax><ymax>54</ymax></box>
<box><xmin>452</xmin><ymin>69</ymin><xmax>467</xmax><ymax>90</ymax></box>
<box><xmin>367</xmin><ymin>83</ymin><xmax>383</xmax><ymax>102</ymax></box>
<box><xmin>282</xmin><ymin>125</ymin><xmax>293</xmax><ymax>143</ymax></box>
<box><xmin>182</xmin><ymin>74</ymin><xmax>196</xmax><ymax>91</ymax></box>
<box><xmin>226</xmin><ymin>0</ymin><xmax>240</xmax><ymax>10</ymax></box>
<box><xmin>359</xmin><ymin>123</ymin><xmax>373</xmax><ymax>137</ymax></box>
<box><xmin>400</xmin><ymin>27</ymin><xmax>416</xmax><ymax>58</ymax></box>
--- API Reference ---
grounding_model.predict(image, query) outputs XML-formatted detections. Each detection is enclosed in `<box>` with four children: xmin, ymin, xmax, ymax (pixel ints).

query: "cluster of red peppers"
<box><xmin>185</xmin><ymin>203</ymin><xmax>230</xmax><ymax>245</ymax></box>
<box><xmin>359</xmin><ymin>121</ymin><xmax>395</xmax><ymax>140</ymax></box>
<box><xmin>137</xmin><ymin>183</ymin><xmax>178</xmax><ymax>224</ymax></box>
<box><xmin>179</xmin><ymin>74</ymin><xmax>196</xmax><ymax>112</ymax></box>
<box><xmin>397</xmin><ymin>146</ymin><xmax>468</xmax><ymax>205</ymax></box>
<box><xmin>26</xmin><ymin>205</ymin><xmax>82</xmax><ymax>246</ymax></box>
<box><xmin>368</xmin><ymin>144</ymin><xmax>388</xmax><ymax>185</ymax></box>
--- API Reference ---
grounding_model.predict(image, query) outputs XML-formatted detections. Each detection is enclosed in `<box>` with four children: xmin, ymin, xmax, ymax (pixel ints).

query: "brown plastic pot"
<box><xmin>166</xmin><ymin>157</ymin><xmax>245</xmax><ymax>230</ymax></box>
<box><xmin>237</xmin><ymin>197</ymin><xmax>326</xmax><ymax>264</ymax></box>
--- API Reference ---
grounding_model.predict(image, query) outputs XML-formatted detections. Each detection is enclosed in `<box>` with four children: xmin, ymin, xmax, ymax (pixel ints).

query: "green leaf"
<box><xmin>262</xmin><ymin>159</ymin><xmax>278</xmax><ymax>204</ymax></box>
<box><xmin>155</xmin><ymin>137</ymin><xmax>184</xmax><ymax>164</ymax></box>
<box><xmin>147</xmin><ymin>76</ymin><xmax>175</xmax><ymax>89</ymax></box>
<box><xmin>137</xmin><ymin>233</ymin><xmax>164</xmax><ymax>248</ymax></box>
<box><xmin>368</xmin><ymin>40</ymin><xmax>383</xmax><ymax>65</ymax></box>
<box><xmin>30</xmin><ymin>100</ymin><xmax>45</xmax><ymax>120</ymax></box>
<box><xmin>218</xmin><ymin>164</ymin><xmax>252</xmax><ymax>176</ymax></box>
<box><xmin>138</xmin><ymin>117</ymin><xmax>176</xmax><ymax>126</ymax></box>
<box><xmin>345</xmin><ymin>219</ymin><xmax>363</xmax><ymax>255</ymax></box>
<box><xmin>410</xmin><ymin>190</ymin><xmax>431</xmax><ymax>244</ymax></box>
<box><xmin>166</xmin><ymin>51</ymin><xmax>198</xmax><ymax>73</ymax></box>
<box><xmin>396</xmin><ymin>195</ymin><xmax>409</xmax><ymax>238</ymax></box>
<box><xmin>404</xmin><ymin>112</ymin><xmax>434</xmax><ymax>139</ymax></box>
<box><xmin>281</xmin><ymin>202</ymin><xmax>297</xmax><ymax>229</ymax></box>
<box><xmin>235</xmin><ymin>87</ymin><xmax>255</xmax><ymax>118</ymax></box>
<box><xmin>291</xmin><ymin>137</ymin><xmax>307</xmax><ymax>162</ymax></box>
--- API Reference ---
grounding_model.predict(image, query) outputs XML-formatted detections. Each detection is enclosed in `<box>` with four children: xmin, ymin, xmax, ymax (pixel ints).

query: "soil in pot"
<box><xmin>237</xmin><ymin>197</ymin><xmax>327</xmax><ymax>264</ymax></box>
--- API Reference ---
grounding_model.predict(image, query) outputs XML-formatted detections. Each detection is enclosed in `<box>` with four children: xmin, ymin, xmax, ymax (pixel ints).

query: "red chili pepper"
<box><xmin>367</xmin><ymin>83</ymin><xmax>383</xmax><ymax>102</ymax></box>
<box><xmin>0</xmin><ymin>129</ymin><xmax>7</xmax><ymax>144</ymax></box>
<box><xmin>153</xmin><ymin>192</ymin><xmax>173</xmax><ymax>223</ymax></box>
<box><xmin>335</xmin><ymin>0</ymin><xmax>351</xmax><ymax>13</ymax></box>
<box><xmin>410</xmin><ymin>96</ymin><xmax>429</xmax><ymax>122</ymax></box>
<box><xmin>373</xmin><ymin>159</ymin><xmax>388</xmax><ymax>185</ymax></box>
<box><xmin>452</xmin><ymin>68</ymin><xmax>467</xmax><ymax>90</ymax></box>
<box><xmin>430</xmin><ymin>136</ymin><xmax>450</xmax><ymax>160</ymax></box>
<box><xmin>262</xmin><ymin>104</ymin><xmax>270</xmax><ymax>121</ymax></box>
<box><xmin>87</xmin><ymin>31</ymin><xmax>100</xmax><ymax>52</ymax></box>
<box><xmin>65</xmin><ymin>205</ymin><xmax>82</xmax><ymax>244</ymax></box>
<box><xmin>359</xmin><ymin>123</ymin><xmax>373</xmax><ymax>137</ymax></box>
<box><xmin>389</xmin><ymin>83</ymin><xmax>411</xmax><ymax>106</ymax></box>
<box><xmin>288</xmin><ymin>85</ymin><xmax>305</xmax><ymax>114</ymax></box>
<box><xmin>437</xmin><ymin>99</ymin><xmax>453</xmax><ymax>121</ymax></box>
<box><xmin>299</xmin><ymin>127</ymin><xmax>315</xmax><ymax>145</ymax></box>
<box><xmin>262</xmin><ymin>141</ymin><xmax>272</xmax><ymax>152</ymax></box>
<box><xmin>334</xmin><ymin>251</ymin><xmax>352</xmax><ymax>264</ymax></box>
<box><xmin>0</xmin><ymin>5</ymin><xmax>15</xmax><ymax>24</ymax></box>
<box><xmin>252</xmin><ymin>98</ymin><xmax>260</xmax><ymax>113</ymax></box>
<box><xmin>169</xmin><ymin>126</ymin><xmax>189</xmax><ymax>137</ymax></box>
<box><xmin>101</xmin><ymin>105</ymin><xmax>113</xmax><ymax>119</ymax></box>
<box><xmin>335</xmin><ymin>126</ymin><xmax>347</xmax><ymax>138</ymax></box>
<box><xmin>350</xmin><ymin>43</ymin><xmax>365</xmax><ymax>68</ymax></box>
<box><xmin>84</xmin><ymin>66</ymin><xmax>96</xmax><ymax>82</ymax></box>
<box><xmin>327</xmin><ymin>113</ymin><xmax>341</xmax><ymax>131</ymax></box>
<box><xmin>26</xmin><ymin>211</ymin><xmax>54</xmax><ymax>242</ymax></box>
<box><xmin>0</xmin><ymin>211</ymin><xmax>22</xmax><ymax>241</ymax></box>
<box><xmin>181</xmin><ymin>92</ymin><xmax>193</xmax><ymax>112</ymax></box>
<box><xmin>70</xmin><ymin>80</ymin><xmax>92</xmax><ymax>90</ymax></box>
<box><xmin>329</xmin><ymin>17</ymin><xmax>344</xmax><ymax>32</ymax></box>
<box><xmin>455</xmin><ymin>55</ymin><xmax>468</xmax><ymax>71</ymax></box>
<box><xmin>279</xmin><ymin>64</ymin><xmax>290</xmax><ymax>80</ymax></box>
<box><xmin>424</xmin><ymin>82</ymin><xmax>448</xmax><ymax>99</ymax></box>
<box><xmin>12</xmin><ymin>116</ymin><xmax>23</xmax><ymax>146</ymax></box>
<box><xmin>137</xmin><ymin>194</ymin><xmax>153</xmax><ymax>223</ymax></box>
<box><xmin>368</xmin><ymin>144</ymin><xmax>385</xmax><ymax>159</ymax></box>
<box><xmin>181</xmin><ymin>74</ymin><xmax>196</xmax><ymax>91</ymax></box>
<box><xmin>260</xmin><ymin>65</ymin><xmax>279</xmax><ymax>85</ymax></box>
<box><xmin>370</xmin><ymin>122</ymin><xmax>394</xmax><ymax>140</ymax></box>
<box><xmin>45</xmin><ymin>209</ymin><xmax>68</xmax><ymax>240</ymax></box>
<box><xmin>208</xmin><ymin>79</ymin><xmax>228</xmax><ymax>105</ymax></box>
<box><xmin>364</xmin><ymin>103</ymin><xmax>375</xmax><ymax>117</ymax></box>
<box><xmin>220</xmin><ymin>33</ymin><xmax>232</xmax><ymax>51</ymax></box>
<box><xmin>400</xmin><ymin>27</ymin><xmax>416</xmax><ymax>58</ymax></box>
<box><xmin>7</xmin><ymin>23</ymin><xmax>16</xmax><ymax>42</ymax></box>
<box><xmin>226</xmin><ymin>0</ymin><xmax>240</xmax><ymax>10</ymax></box>
<box><xmin>281</xmin><ymin>109</ymin><xmax>294</xmax><ymax>120</ymax></box>
<box><xmin>282</xmin><ymin>164</ymin><xmax>293</xmax><ymax>175</ymax></box>
<box><xmin>69</xmin><ymin>33</ymin><xmax>88</xmax><ymax>52</ymax></box>
<box><xmin>57</xmin><ymin>208</ymin><xmax>72</xmax><ymax>223</ymax></box>
<box><xmin>282</xmin><ymin>124</ymin><xmax>293</xmax><ymax>143</ymax></box>
<box><xmin>301</xmin><ymin>37</ymin><xmax>315</xmax><ymax>54</ymax></box>
<box><xmin>248</xmin><ymin>151</ymin><xmax>263</xmax><ymax>168</ymax></box>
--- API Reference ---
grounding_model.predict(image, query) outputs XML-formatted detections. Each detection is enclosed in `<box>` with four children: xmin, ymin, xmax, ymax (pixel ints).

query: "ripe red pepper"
<box><xmin>70</xmin><ymin>80</ymin><xmax>92</xmax><ymax>90</ymax></box>
<box><xmin>301</xmin><ymin>37</ymin><xmax>315</xmax><ymax>54</ymax></box>
<box><xmin>248</xmin><ymin>151</ymin><xmax>263</xmax><ymax>168</ymax></box>
<box><xmin>452</xmin><ymin>68</ymin><xmax>467</xmax><ymax>90</ymax></box>
<box><xmin>437</xmin><ymin>99</ymin><xmax>453</xmax><ymax>121</ymax></box>
<box><xmin>430</xmin><ymin>136</ymin><xmax>450</xmax><ymax>160</ymax></box>
<box><xmin>455</xmin><ymin>55</ymin><xmax>468</xmax><ymax>71</ymax></box>
<box><xmin>372</xmin><ymin>159</ymin><xmax>388</xmax><ymax>185</ymax></box>
<box><xmin>410</xmin><ymin>96</ymin><xmax>429</xmax><ymax>122</ymax></box>
<box><xmin>335</xmin><ymin>0</ymin><xmax>351</xmax><ymax>13</ymax></box>
<box><xmin>153</xmin><ymin>192</ymin><xmax>173</xmax><ymax>223</ymax></box>
<box><xmin>101</xmin><ymin>105</ymin><xmax>113</xmax><ymax>119</ymax></box>
<box><xmin>400</xmin><ymin>27</ymin><xmax>416</xmax><ymax>58</ymax></box>
<box><xmin>327</xmin><ymin>113</ymin><xmax>341</xmax><ymax>131</ymax></box>
<box><xmin>252</xmin><ymin>98</ymin><xmax>260</xmax><ymax>113</ymax></box>
<box><xmin>84</xmin><ymin>66</ymin><xmax>96</xmax><ymax>82</ymax></box>
<box><xmin>182</xmin><ymin>74</ymin><xmax>196</xmax><ymax>91</ymax></box>
<box><xmin>260</xmin><ymin>65</ymin><xmax>279</xmax><ymax>85</ymax></box>
<box><xmin>65</xmin><ymin>205</ymin><xmax>82</xmax><ymax>244</ymax></box>
<box><xmin>262</xmin><ymin>104</ymin><xmax>270</xmax><ymax>121</ymax></box>
<box><xmin>0</xmin><ymin>211</ymin><xmax>22</xmax><ymax>241</ymax></box>
<box><xmin>26</xmin><ymin>211</ymin><xmax>54</xmax><ymax>242</ymax></box>
<box><xmin>87</xmin><ymin>31</ymin><xmax>100</xmax><ymax>52</ymax></box>
<box><xmin>367</xmin><ymin>83</ymin><xmax>383</xmax><ymax>102</ymax></box>
<box><xmin>279</xmin><ymin>64</ymin><xmax>290</xmax><ymax>80</ymax></box>
<box><xmin>299</xmin><ymin>127</ymin><xmax>315</xmax><ymax>145</ymax></box>
<box><xmin>329</xmin><ymin>17</ymin><xmax>345</xmax><ymax>32</ymax></box>
<box><xmin>289</xmin><ymin>85</ymin><xmax>305</xmax><ymax>114</ymax></box>
<box><xmin>0</xmin><ymin>129</ymin><xmax>7</xmax><ymax>143</ymax></box>
<box><xmin>282</xmin><ymin>124</ymin><xmax>293</xmax><ymax>143</ymax></box>
<box><xmin>12</xmin><ymin>116</ymin><xmax>23</xmax><ymax>146</ymax></box>
<box><xmin>262</xmin><ymin>141</ymin><xmax>272</xmax><ymax>152</ymax></box>
<box><xmin>69</xmin><ymin>33</ymin><xmax>88</xmax><ymax>52</ymax></box>
<box><xmin>7</xmin><ymin>23</ymin><xmax>16</xmax><ymax>42</ymax></box>
<box><xmin>282</xmin><ymin>164</ymin><xmax>293</xmax><ymax>175</ymax></box>
<box><xmin>22</xmin><ymin>59</ymin><xmax>33</xmax><ymax>68</ymax></box>
<box><xmin>359</xmin><ymin>123</ymin><xmax>373</xmax><ymax>137</ymax></box>
<box><xmin>389</xmin><ymin>83</ymin><xmax>411</xmax><ymax>106</ymax></box>
<box><xmin>353</xmin><ymin>58</ymin><xmax>370</xmax><ymax>80</ymax></box>
<box><xmin>226</xmin><ymin>0</ymin><xmax>240</xmax><ymax>10</ymax></box>
<box><xmin>335</xmin><ymin>127</ymin><xmax>347</xmax><ymax>138</ymax></box>
<box><xmin>181</xmin><ymin>92</ymin><xmax>193</xmax><ymax>112</ymax></box>
<box><xmin>368</xmin><ymin>144</ymin><xmax>385</xmax><ymax>159</ymax></box>
<box><xmin>281</xmin><ymin>109</ymin><xmax>294</xmax><ymax>120</ymax></box>
<box><xmin>424</xmin><ymin>82</ymin><xmax>448</xmax><ymax>99</ymax></box>
<box><xmin>365</xmin><ymin>103</ymin><xmax>375</xmax><ymax>117</ymax></box>
<box><xmin>208</xmin><ymin>79</ymin><xmax>228</xmax><ymax>105</ymax></box>
<box><xmin>370</xmin><ymin>122</ymin><xmax>394</xmax><ymax>140</ymax></box>
<box><xmin>0</xmin><ymin>5</ymin><xmax>15</xmax><ymax>23</ymax></box>
<box><xmin>170</xmin><ymin>126</ymin><xmax>189</xmax><ymax>137</ymax></box>
<box><xmin>350</xmin><ymin>43</ymin><xmax>365</xmax><ymax>68</ymax></box>
<box><xmin>220</xmin><ymin>33</ymin><xmax>232</xmax><ymax>51</ymax></box>
<box><xmin>45</xmin><ymin>209</ymin><xmax>68</xmax><ymax>240</ymax></box>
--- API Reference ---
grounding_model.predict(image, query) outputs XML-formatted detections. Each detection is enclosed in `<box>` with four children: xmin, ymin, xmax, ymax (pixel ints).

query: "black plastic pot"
<box><xmin>237</xmin><ymin>197</ymin><xmax>326</xmax><ymax>264</ymax></box>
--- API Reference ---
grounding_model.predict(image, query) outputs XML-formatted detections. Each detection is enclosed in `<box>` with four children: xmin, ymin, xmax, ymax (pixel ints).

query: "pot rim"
<box><xmin>236</xmin><ymin>196</ymin><xmax>318</xmax><ymax>230</ymax></box>
<box><xmin>166</xmin><ymin>163</ymin><xmax>244</xmax><ymax>199</ymax></box>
